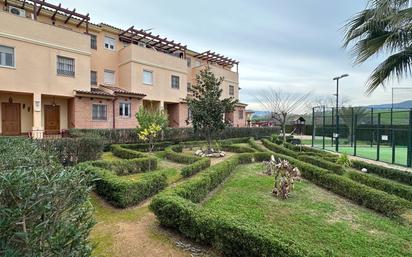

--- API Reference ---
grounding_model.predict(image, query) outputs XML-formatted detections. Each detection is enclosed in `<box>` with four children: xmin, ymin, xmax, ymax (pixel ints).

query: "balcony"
<box><xmin>119</xmin><ymin>44</ymin><xmax>187</xmax><ymax>72</ymax></box>
<box><xmin>192</xmin><ymin>64</ymin><xmax>239</xmax><ymax>84</ymax></box>
<box><xmin>0</xmin><ymin>11</ymin><xmax>91</xmax><ymax>96</ymax></box>
<box><xmin>0</xmin><ymin>11</ymin><xmax>89</xmax><ymax>54</ymax></box>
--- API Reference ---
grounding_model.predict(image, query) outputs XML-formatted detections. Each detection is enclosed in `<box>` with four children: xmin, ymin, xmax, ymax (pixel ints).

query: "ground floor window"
<box><xmin>92</xmin><ymin>104</ymin><xmax>107</xmax><ymax>120</ymax></box>
<box><xmin>119</xmin><ymin>102</ymin><xmax>131</xmax><ymax>118</ymax></box>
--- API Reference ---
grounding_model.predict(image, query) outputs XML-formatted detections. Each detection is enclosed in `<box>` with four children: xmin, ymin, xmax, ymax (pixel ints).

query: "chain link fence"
<box><xmin>312</xmin><ymin>106</ymin><xmax>412</xmax><ymax>167</ymax></box>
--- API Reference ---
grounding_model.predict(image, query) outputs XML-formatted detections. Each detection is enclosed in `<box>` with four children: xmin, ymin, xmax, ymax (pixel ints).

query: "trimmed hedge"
<box><xmin>348</xmin><ymin>171</ymin><xmax>412</xmax><ymax>202</ymax></box>
<box><xmin>111</xmin><ymin>144</ymin><xmax>147</xmax><ymax>159</ymax></box>
<box><xmin>262</xmin><ymin>139</ymin><xmax>298</xmax><ymax>158</ymax></box>
<box><xmin>151</xmin><ymin>151</ymin><xmax>412</xmax><ymax>257</ymax></box>
<box><xmin>150</xmin><ymin>154</ymin><xmax>325</xmax><ymax>257</ymax></box>
<box><xmin>220</xmin><ymin>144</ymin><xmax>257</xmax><ymax>153</ymax></box>
<box><xmin>253</xmin><ymin>148</ymin><xmax>412</xmax><ymax>217</ymax></box>
<box><xmin>297</xmin><ymin>155</ymin><xmax>344</xmax><ymax>175</ymax></box>
<box><xmin>181</xmin><ymin>158</ymin><xmax>211</xmax><ymax>177</ymax></box>
<box><xmin>261</xmin><ymin>151</ymin><xmax>412</xmax><ymax>217</ymax></box>
<box><xmin>80</xmin><ymin>163</ymin><xmax>167</xmax><ymax>208</ymax></box>
<box><xmin>89</xmin><ymin>157</ymin><xmax>157</xmax><ymax>175</ymax></box>
<box><xmin>120</xmin><ymin>141</ymin><xmax>173</xmax><ymax>152</ymax></box>
<box><xmin>70</xmin><ymin>127</ymin><xmax>280</xmax><ymax>144</ymax></box>
<box><xmin>351</xmin><ymin>160</ymin><xmax>412</xmax><ymax>186</ymax></box>
<box><xmin>164</xmin><ymin>145</ymin><xmax>210</xmax><ymax>177</ymax></box>
<box><xmin>165</xmin><ymin>145</ymin><xmax>200</xmax><ymax>164</ymax></box>
<box><xmin>248</xmin><ymin>138</ymin><xmax>266</xmax><ymax>152</ymax></box>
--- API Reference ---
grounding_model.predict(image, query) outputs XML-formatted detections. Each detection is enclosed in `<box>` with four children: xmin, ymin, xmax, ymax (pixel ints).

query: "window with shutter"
<box><xmin>0</xmin><ymin>45</ymin><xmax>14</xmax><ymax>68</ymax></box>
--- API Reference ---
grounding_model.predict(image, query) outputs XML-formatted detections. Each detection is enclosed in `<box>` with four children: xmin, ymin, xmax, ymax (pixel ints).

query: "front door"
<box><xmin>44</xmin><ymin>105</ymin><xmax>60</xmax><ymax>134</ymax></box>
<box><xmin>1</xmin><ymin>103</ymin><xmax>21</xmax><ymax>136</ymax></box>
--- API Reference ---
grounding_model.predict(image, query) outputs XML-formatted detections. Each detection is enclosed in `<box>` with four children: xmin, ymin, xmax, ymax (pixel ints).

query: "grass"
<box><xmin>302</xmin><ymin>138</ymin><xmax>409</xmax><ymax>166</ymax></box>
<box><xmin>203</xmin><ymin>163</ymin><xmax>412</xmax><ymax>257</ymax></box>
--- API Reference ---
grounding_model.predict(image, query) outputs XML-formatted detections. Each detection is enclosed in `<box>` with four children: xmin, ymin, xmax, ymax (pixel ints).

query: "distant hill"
<box><xmin>251</xmin><ymin>111</ymin><xmax>271</xmax><ymax>117</ymax></box>
<box><xmin>367</xmin><ymin>100</ymin><xmax>412</xmax><ymax>109</ymax></box>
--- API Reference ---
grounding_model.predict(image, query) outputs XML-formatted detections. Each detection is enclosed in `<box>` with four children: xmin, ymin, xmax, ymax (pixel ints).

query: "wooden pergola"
<box><xmin>195</xmin><ymin>50</ymin><xmax>239</xmax><ymax>71</ymax></box>
<box><xmin>119</xmin><ymin>26</ymin><xmax>187</xmax><ymax>57</ymax></box>
<box><xmin>4</xmin><ymin>0</ymin><xmax>90</xmax><ymax>33</ymax></box>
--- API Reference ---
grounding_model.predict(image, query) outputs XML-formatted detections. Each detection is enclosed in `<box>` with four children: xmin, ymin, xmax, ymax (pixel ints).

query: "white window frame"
<box><xmin>143</xmin><ymin>70</ymin><xmax>153</xmax><ymax>85</ymax></box>
<box><xmin>91</xmin><ymin>70</ymin><xmax>97</xmax><ymax>85</ymax></box>
<box><xmin>229</xmin><ymin>85</ymin><xmax>235</xmax><ymax>96</ymax></box>
<box><xmin>104</xmin><ymin>69</ymin><xmax>115</xmax><ymax>85</ymax></box>
<box><xmin>0</xmin><ymin>45</ymin><xmax>15</xmax><ymax>68</ymax></box>
<box><xmin>104</xmin><ymin>36</ymin><xmax>116</xmax><ymax>51</ymax></box>
<box><xmin>57</xmin><ymin>56</ymin><xmax>75</xmax><ymax>77</ymax></box>
<box><xmin>119</xmin><ymin>102</ymin><xmax>131</xmax><ymax>118</ymax></box>
<box><xmin>90</xmin><ymin>34</ymin><xmax>97</xmax><ymax>50</ymax></box>
<box><xmin>92</xmin><ymin>104</ymin><xmax>107</xmax><ymax>121</ymax></box>
<box><xmin>171</xmin><ymin>75</ymin><xmax>180</xmax><ymax>89</ymax></box>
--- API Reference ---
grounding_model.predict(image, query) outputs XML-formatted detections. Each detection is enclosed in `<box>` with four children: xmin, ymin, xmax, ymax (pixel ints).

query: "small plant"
<box><xmin>263</xmin><ymin>156</ymin><xmax>301</xmax><ymax>199</ymax></box>
<box><xmin>136</xmin><ymin>107</ymin><xmax>168</xmax><ymax>153</ymax></box>
<box><xmin>336</xmin><ymin>153</ymin><xmax>352</xmax><ymax>168</ymax></box>
<box><xmin>269</xmin><ymin>134</ymin><xmax>279</xmax><ymax>143</ymax></box>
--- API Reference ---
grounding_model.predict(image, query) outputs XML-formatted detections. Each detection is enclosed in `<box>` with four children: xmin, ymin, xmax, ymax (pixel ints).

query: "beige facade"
<box><xmin>0</xmin><ymin>0</ymin><xmax>247</xmax><ymax>137</ymax></box>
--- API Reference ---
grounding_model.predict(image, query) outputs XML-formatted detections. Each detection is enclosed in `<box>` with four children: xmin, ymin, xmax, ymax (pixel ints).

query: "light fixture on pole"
<box><xmin>332</xmin><ymin>74</ymin><xmax>349</xmax><ymax>152</ymax></box>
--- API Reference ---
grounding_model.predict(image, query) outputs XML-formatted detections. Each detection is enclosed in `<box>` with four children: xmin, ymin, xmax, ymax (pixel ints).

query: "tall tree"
<box><xmin>257</xmin><ymin>88</ymin><xmax>311</xmax><ymax>142</ymax></box>
<box><xmin>344</xmin><ymin>0</ymin><xmax>412</xmax><ymax>94</ymax></box>
<box><xmin>186</xmin><ymin>66</ymin><xmax>237</xmax><ymax>151</ymax></box>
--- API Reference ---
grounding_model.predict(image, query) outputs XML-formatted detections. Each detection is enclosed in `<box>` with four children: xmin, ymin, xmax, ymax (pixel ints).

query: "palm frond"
<box><xmin>366</xmin><ymin>47</ymin><xmax>412</xmax><ymax>94</ymax></box>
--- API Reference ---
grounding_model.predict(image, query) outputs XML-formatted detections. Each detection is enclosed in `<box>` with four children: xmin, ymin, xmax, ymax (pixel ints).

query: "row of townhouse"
<box><xmin>0</xmin><ymin>0</ymin><xmax>249</xmax><ymax>138</ymax></box>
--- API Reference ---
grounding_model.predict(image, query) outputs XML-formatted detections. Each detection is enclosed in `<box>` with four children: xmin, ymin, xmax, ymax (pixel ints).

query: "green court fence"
<box><xmin>311</xmin><ymin>106</ymin><xmax>412</xmax><ymax>167</ymax></box>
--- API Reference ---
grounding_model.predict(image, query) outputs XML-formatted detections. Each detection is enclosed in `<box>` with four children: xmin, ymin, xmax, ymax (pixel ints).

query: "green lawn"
<box><xmin>303</xmin><ymin>138</ymin><xmax>409</xmax><ymax>166</ymax></box>
<box><xmin>203</xmin><ymin>163</ymin><xmax>412</xmax><ymax>257</ymax></box>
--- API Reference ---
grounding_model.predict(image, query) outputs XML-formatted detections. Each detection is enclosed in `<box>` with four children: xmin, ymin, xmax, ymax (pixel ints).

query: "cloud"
<box><xmin>55</xmin><ymin>0</ymin><xmax>407</xmax><ymax>110</ymax></box>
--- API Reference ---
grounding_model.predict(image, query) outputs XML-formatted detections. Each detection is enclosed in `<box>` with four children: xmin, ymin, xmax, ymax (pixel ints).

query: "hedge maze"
<box><xmin>80</xmin><ymin>136</ymin><xmax>412</xmax><ymax>256</ymax></box>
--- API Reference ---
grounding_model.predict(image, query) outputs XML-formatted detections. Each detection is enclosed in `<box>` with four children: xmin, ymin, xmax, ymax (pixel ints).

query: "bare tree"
<box><xmin>306</xmin><ymin>95</ymin><xmax>351</xmax><ymax>111</ymax></box>
<box><xmin>256</xmin><ymin>88</ymin><xmax>312</xmax><ymax>142</ymax></box>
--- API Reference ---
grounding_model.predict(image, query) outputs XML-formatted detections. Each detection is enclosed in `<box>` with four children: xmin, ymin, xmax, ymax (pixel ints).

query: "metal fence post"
<box><xmin>336</xmin><ymin>108</ymin><xmax>339</xmax><ymax>153</ymax></box>
<box><xmin>392</xmin><ymin>128</ymin><xmax>396</xmax><ymax>164</ymax></box>
<box><xmin>370</xmin><ymin>108</ymin><xmax>374</xmax><ymax>147</ymax></box>
<box><xmin>312</xmin><ymin>107</ymin><xmax>315</xmax><ymax>147</ymax></box>
<box><xmin>377</xmin><ymin>113</ymin><xmax>381</xmax><ymax>161</ymax></box>
<box><xmin>408</xmin><ymin>109</ymin><xmax>412</xmax><ymax>167</ymax></box>
<box><xmin>351</xmin><ymin>107</ymin><xmax>354</xmax><ymax>147</ymax></box>
<box><xmin>354</xmin><ymin>114</ymin><xmax>358</xmax><ymax>156</ymax></box>
<box><xmin>322</xmin><ymin>106</ymin><xmax>326</xmax><ymax>149</ymax></box>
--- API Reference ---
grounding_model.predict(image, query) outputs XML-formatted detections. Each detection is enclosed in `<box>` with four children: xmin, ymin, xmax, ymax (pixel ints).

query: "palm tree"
<box><xmin>344</xmin><ymin>0</ymin><xmax>412</xmax><ymax>94</ymax></box>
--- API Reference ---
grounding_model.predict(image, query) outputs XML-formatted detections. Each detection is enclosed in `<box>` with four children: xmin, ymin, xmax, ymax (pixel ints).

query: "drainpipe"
<box><xmin>112</xmin><ymin>98</ymin><xmax>116</xmax><ymax>129</ymax></box>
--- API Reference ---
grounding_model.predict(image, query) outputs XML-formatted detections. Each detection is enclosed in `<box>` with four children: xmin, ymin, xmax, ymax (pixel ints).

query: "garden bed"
<box><xmin>203</xmin><ymin>163</ymin><xmax>412</xmax><ymax>257</ymax></box>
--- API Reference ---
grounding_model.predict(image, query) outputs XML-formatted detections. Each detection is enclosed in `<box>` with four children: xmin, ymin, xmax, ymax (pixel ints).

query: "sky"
<box><xmin>55</xmin><ymin>0</ymin><xmax>411</xmax><ymax>111</ymax></box>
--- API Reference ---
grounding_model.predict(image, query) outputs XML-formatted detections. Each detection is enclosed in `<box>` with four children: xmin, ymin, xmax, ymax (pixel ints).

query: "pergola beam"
<box><xmin>36</xmin><ymin>0</ymin><xmax>44</xmax><ymax>16</ymax></box>
<box><xmin>119</xmin><ymin>27</ymin><xmax>187</xmax><ymax>55</ymax></box>
<box><xmin>195</xmin><ymin>50</ymin><xmax>238</xmax><ymax>66</ymax></box>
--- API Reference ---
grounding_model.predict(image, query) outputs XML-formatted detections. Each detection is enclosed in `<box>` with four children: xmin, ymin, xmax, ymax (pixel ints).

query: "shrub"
<box><xmin>38</xmin><ymin>135</ymin><xmax>105</xmax><ymax>166</ymax></box>
<box><xmin>89</xmin><ymin>157</ymin><xmax>158</xmax><ymax>175</ymax></box>
<box><xmin>262</xmin><ymin>139</ymin><xmax>298</xmax><ymax>158</ymax></box>
<box><xmin>0</xmin><ymin>137</ymin><xmax>94</xmax><ymax>256</ymax></box>
<box><xmin>181</xmin><ymin>158</ymin><xmax>211</xmax><ymax>177</ymax></box>
<box><xmin>252</xmin><ymin>147</ymin><xmax>411</xmax><ymax>217</ymax></box>
<box><xmin>336</xmin><ymin>153</ymin><xmax>352</xmax><ymax>167</ymax></box>
<box><xmin>111</xmin><ymin>144</ymin><xmax>147</xmax><ymax>159</ymax></box>
<box><xmin>120</xmin><ymin>141</ymin><xmax>173</xmax><ymax>152</ymax></box>
<box><xmin>297</xmin><ymin>155</ymin><xmax>344</xmax><ymax>175</ymax></box>
<box><xmin>150</xmin><ymin>154</ymin><xmax>323</xmax><ymax>257</ymax></box>
<box><xmin>347</xmin><ymin>171</ymin><xmax>412</xmax><ymax>202</ymax></box>
<box><xmin>248</xmin><ymin>138</ymin><xmax>266</xmax><ymax>152</ymax></box>
<box><xmin>351</xmin><ymin>160</ymin><xmax>412</xmax><ymax>186</ymax></box>
<box><xmin>220</xmin><ymin>144</ymin><xmax>257</xmax><ymax>153</ymax></box>
<box><xmin>164</xmin><ymin>145</ymin><xmax>200</xmax><ymax>164</ymax></box>
<box><xmin>80</xmin><ymin>163</ymin><xmax>167</xmax><ymax>208</ymax></box>
<box><xmin>69</xmin><ymin>127</ymin><xmax>279</xmax><ymax>144</ymax></box>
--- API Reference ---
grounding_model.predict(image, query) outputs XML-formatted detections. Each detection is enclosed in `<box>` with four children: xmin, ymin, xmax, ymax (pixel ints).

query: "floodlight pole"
<box><xmin>333</xmin><ymin>74</ymin><xmax>349</xmax><ymax>152</ymax></box>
